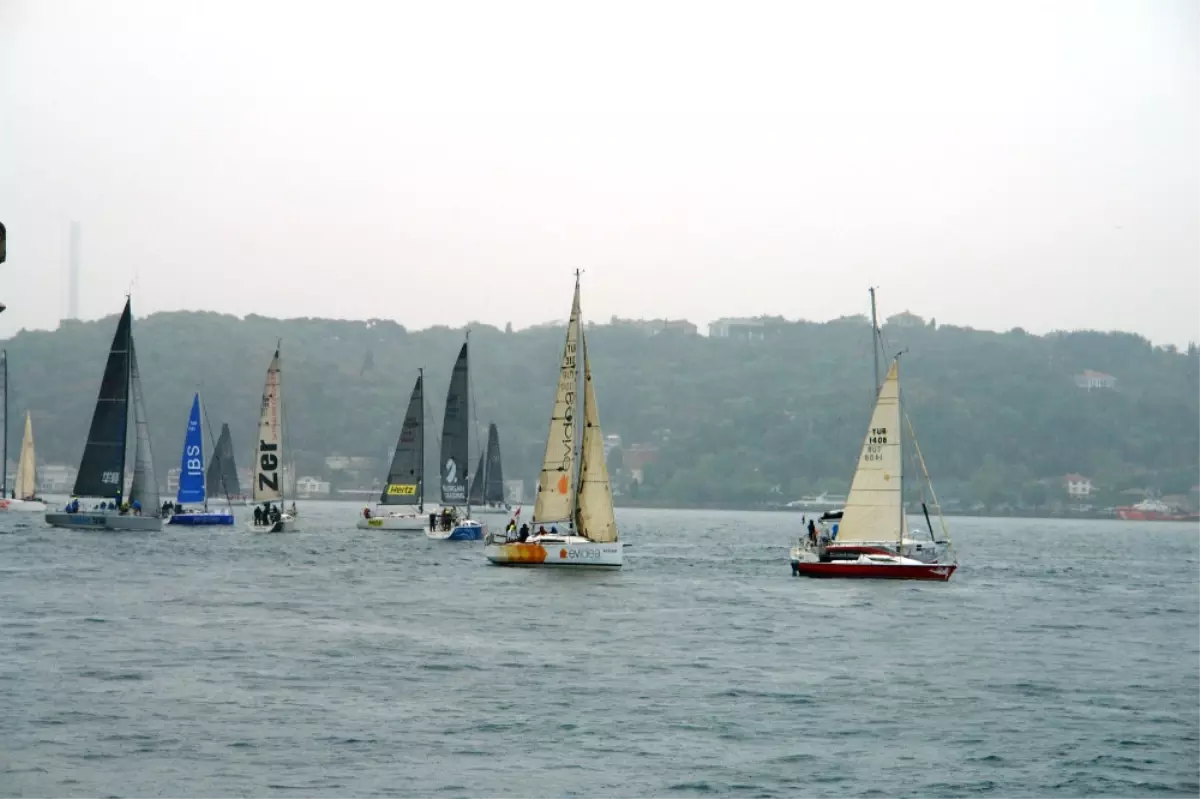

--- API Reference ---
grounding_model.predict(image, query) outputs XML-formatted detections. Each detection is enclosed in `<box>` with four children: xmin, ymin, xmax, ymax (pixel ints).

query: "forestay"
<box><xmin>532</xmin><ymin>283</ymin><xmax>580</xmax><ymax>525</ymax></box>
<box><xmin>834</xmin><ymin>359</ymin><xmax>908</xmax><ymax>544</ymax></box>
<box><xmin>253</xmin><ymin>349</ymin><xmax>283</xmax><ymax>503</ymax></box>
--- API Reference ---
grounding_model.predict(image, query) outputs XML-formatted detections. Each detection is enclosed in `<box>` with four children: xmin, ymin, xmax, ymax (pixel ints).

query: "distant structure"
<box><xmin>1074</xmin><ymin>370</ymin><xmax>1117</xmax><ymax>391</ymax></box>
<box><xmin>67</xmin><ymin>221</ymin><xmax>81</xmax><ymax>320</ymax></box>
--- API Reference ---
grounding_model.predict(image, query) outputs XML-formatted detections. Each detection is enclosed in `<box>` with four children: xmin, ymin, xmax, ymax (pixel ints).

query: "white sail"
<box><xmin>127</xmin><ymin>342</ymin><xmax>161</xmax><ymax>514</ymax></box>
<box><xmin>835</xmin><ymin>358</ymin><xmax>907</xmax><ymax>544</ymax></box>
<box><xmin>15</xmin><ymin>412</ymin><xmax>36</xmax><ymax>500</ymax></box>
<box><xmin>575</xmin><ymin>332</ymin><xmax>618</xmax><ymax>543</ymax></box>
<box><xmin>532</xmin><ymin>283</ymin><xmax>581</xmax><ymax>524</ymax></box>
<box><xmin>253</xmin><ymin>349</ymin><xmax>284</xmax><ymax>503</ymax></box>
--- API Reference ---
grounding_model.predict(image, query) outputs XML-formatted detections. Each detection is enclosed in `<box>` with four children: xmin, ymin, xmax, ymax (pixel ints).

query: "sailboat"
<box><xmin>468</xmin><ymin>423</ymin><xmax>512</xmax><ymax>517</ymax></box>
<box><xmin>45</xmin><ymin>298</ymin><xmax>164</xmax><ymax>531</ymax></box>
<box><xmin>426</xmin><ymin>340</ymin><xmax>484</xmax><ymax>541</ymax></box>
<box><xmin>790</xmin><ymin>356</ymin><xmax>956</xmax><ymax>581</ymax></box>
<box><xmin>165</xmin><ymin>393</ymin><xmax>234</xmax><ymax>526</ymax></box>
<box><xmin>484</xmin><ymin>274</ymin><xmax>622</xmax><ymax>568</ymax></box>
<box><xmin>247</xmin><ymin>346</ymin><xmax>298</xmax><ymax>533</ymax></box>
<box><xmin>207</xmin><ymin>423</ymin><xmax>248</xmax><ymax>505</ymax></box>
<box><xmin>358</xmin><ymin>371</ymin><xmax>432</xmax><ymax>531</ymax></box>
<box><xmin>1</xmin><ymin>351</ymin><xmax>47</xmax><ymax>512</ymax></box>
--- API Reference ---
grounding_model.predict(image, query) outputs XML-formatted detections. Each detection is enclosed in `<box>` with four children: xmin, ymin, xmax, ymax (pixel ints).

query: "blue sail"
<box><xmin>176</xmin><ymin>393</ymin><xmax>206</xmax><ymax>505</ymax></box>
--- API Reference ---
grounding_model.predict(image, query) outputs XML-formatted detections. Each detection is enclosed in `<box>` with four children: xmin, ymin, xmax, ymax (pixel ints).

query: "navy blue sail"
<box><xmin>176</xmin><ymin>393</ymin><xmax>205</xmax><ymax>505</ymax></box>
<box><xmin>73</xmin><ymin>300</ymin><xmax>132</xmax><ymax>499</ymax></box>
<box><xmin>440</xmin><ymin>342</ymin><xmax>469</xmax><ymax>506</ymax></box>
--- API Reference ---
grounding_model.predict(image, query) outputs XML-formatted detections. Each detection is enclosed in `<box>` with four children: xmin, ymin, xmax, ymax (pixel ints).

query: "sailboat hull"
<box><xmin>0</xmin><ymin>498</ymin><xmax>47</xmax><ymax>513</ymax></box>
<box><xmin>45</xmin><ymin>511</ymin><xmax>163</xmax><ymax>531</ymax></box>
<box><xmin>427</xmin><ymin>520</ymin><xmax>485</xmax><ymax>541</ymax></box>
<box><xmin>356</xmin><ymin>508</ymin><xmax>434</xmax><ymax>531</ymax></box>
<box><xmin>247</xmin><ymin>515</ymin><xmax>297</xmax><ymax>533</ymax></box>
<box><xmin>167</xmin><ymin>511</ymin><xmax>235</xmax><ymax>526</ymax></box>
<box><xmin>793</xmin><ymin>561</ymin><xmax>955</xmax><ymax>581</ymax></box>
<box><xmin>484</xmin><ymin>537</ymin><xmax>622</xmax><ymax>568</ymax></box>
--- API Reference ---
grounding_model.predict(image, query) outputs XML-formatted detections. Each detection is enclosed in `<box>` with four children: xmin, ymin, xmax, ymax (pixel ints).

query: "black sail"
<box><xmin>468</xmin><ymin>451</ymin><xmax>486</xmax><ymax>505</ymax></box>
<box><xmin>381</xmin><ymin>374</ymin><xmax>424</xmax><ymax>506</ymax></box>
<box><xmin>440</xmin><ymin>342</ymin><xmax>469</xmax><ymax>505</ymax></box>
<box><xmin>484</xmin><ymin>423</ymin><xmax>505</xmax><ymax>503</ymax></box>
<box><xmin>74</xmin><ymin>299</ymin><xmax>132</xmax><ymax>498</ymax></box>
<box><xmin>206</xmin><ymin>423</ymin><xmax>242</xmax><ymax>497</ymax></box>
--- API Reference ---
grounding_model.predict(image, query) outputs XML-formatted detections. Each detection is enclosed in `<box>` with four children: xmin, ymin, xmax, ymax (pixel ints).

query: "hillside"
<box><xmin>2</xmin><ymin>309</ymin><xmax>1197</xmax><ymax>510</ymax></box>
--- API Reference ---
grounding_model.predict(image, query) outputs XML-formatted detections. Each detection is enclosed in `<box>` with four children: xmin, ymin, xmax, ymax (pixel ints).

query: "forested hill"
<box><xmin>3</xmin><ymin>311</ymin><xmax>1198</xmax><ymax>508</ymax></box>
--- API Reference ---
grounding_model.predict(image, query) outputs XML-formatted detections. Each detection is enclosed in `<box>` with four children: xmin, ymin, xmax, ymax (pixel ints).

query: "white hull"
<box><xmin>248</xmin><ymin>514</ymin><xmax>298</xmax><ymax>533</ymax></box>
<box><xmin>426</xmin><ymin>519</ymin><xmax>485</xmax><ymax>541</ymax></box>
<box><xmin>484</xmin><ymin>533</ymin><xmax>622</xmax><ymax>568</ymax></box>
<box><xmin>357</xmin><ymin>510</ymin><xmax>431</xmax><ymax>531</ymax></box>
<box><xmin>0</xmin><ymin>498</ymin><xmax>47</xmax><ymax>513</ymax></box>
<box><xmin>45</xmin><ymin>511</ymin><xmax>163</xmax><ymax>531</ymax></box>
<box><xmin>792</xmin><ymin>538</ymin><xmax>945</xmax><ymax>564</ymax></box>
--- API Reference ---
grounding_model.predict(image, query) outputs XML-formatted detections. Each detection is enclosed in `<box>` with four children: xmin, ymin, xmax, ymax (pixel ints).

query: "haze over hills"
<box><xmin>2</xmin><ymin>307</ymin><xmax>1197</xmax><ymax>512</ymax></box>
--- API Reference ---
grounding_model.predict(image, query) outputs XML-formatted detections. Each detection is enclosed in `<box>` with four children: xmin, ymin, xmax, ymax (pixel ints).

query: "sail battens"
<box><xmin>176</xmin><ymin>394</ymin><xmax>206</xmax><ymax>505</ymax></box>
<box><xmin>253</xmin><ymin>350</ymin><xmax>284</xmax><ymax>503</ymax></box>
<box><xmin>835</xmin><ymin>359</ymin><xmax>904</xmax><ymax>543</ymax></box>
<box><xmin>73</xmin><ymin>300</ymin><xmax>133</xmax><ymax>498</ymax></box>
<box><xmin>440</xmin><ymin>344</ymin><xmax>469</xmax><ymax>506</ymax></box>
<box><xmin>382</xmin><ymin>374</ymin><xmax>424</xmax><ymax>506</ymax></box>
<box><xmin>532</xmin><ymin>284</ymin><xmax>581</xmax><ymax>525</ymax></box>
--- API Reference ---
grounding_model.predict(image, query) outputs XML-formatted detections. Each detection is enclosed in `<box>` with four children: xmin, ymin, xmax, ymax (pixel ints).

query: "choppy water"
<box><xmin>1</xmin><ymin>505</ymin><xmax>1197</xmax><ymax>797</ymax></box>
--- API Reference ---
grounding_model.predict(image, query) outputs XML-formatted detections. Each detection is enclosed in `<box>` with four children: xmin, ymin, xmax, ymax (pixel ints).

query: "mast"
<box><xmin>2</xmin><ymin>349</ymin><xmax>7</xmax><ymax>498</ymax></box>
<box><xmin>869</xmin><ymin>287</ymin><xmax>881</xmax><ymax>397</ymax></box>
<box><xmin>465</xmin><ymin>329</ymin><xmax>471</xmax><ymax>520</ymax></box>
<box><xmin>418</xmin><ymin>367</ymin><xmax>424</xmax><ymax>512</ymax></box>
<box><xmin>119</xmin><ymin>296</ymin><xmax>132</xmax><ymax>503</ymax></box>
<box><xmin>895</xmin><ymin>353</ymin><xmax>904</xmax><ymax>551</ymax></box>
<box><xmin>570</xmin><ymin>269</ymin><xmax>582</xmax><ymax>530</ymax></box>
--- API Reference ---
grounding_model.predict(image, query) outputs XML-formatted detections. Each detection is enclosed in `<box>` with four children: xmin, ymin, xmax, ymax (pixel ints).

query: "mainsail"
<box><xmin>1</xmin><ymin>350</ymin><xmax>7</xmax><ymax>498</ymax></box>
<box><xmin>834</xmin><ymin>358</ymin><xmax>907</xmax><ymax>544</ymax></box>
<box><xmin>127</xmin><ymin>340</ymin><xmax>161</xmax><ymax>514</ymax></box>
<box><xmin>253</xmin><ymin>349</ymin><xmax>284</xmax><ymax>503</ymax></box>
<box><xmin>468</xmin><ymin>451</ymin><xmax>487</xmax><ymax>505</ymax></box>
<box><xmin>532</xmin><ymin>284</ymin><xmax>580</xmax><ymax>524</ymax></box>
<box><xmin>484</xmin><ymin>423</ymin><xmax>505</xmax><ymax>503</ymax></box>
<box><xmin>206</xmin><ymin>423</ymin><xmax>241</xmax><ymax>498</ymax></box>
<box><xmin>440</xmin><ymin>343</ymin><xmax>469</xmax><ymax>506</ymax></box>
<box><xmin>177</xmin><ymin>393</ymin><xmax>206</xmax><ymax>505</ymax></box>
<box><xmin>74</xmin><ymin>299</ymin><xmax>132</xmax><ymax>499</ymax></box>
<box><xmin>381</xmin><ymin>373</ymin><xmax>424</xmax><ymax>506</ymax></box>
<box><xmin>574</xmin><ymin>333</ymin><xmax>618</xmax><ymax>542</ymax></box>
<box><xmin>15</xmin><ymin>412</ymin><xmax>37</xmax><ymax>500</ymax></box>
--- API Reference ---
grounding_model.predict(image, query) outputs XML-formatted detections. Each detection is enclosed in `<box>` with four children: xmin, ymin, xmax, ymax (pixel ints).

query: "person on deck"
<box><xmin>132</xmin><ymin>500</ymin><xmax>142</xmax><ymax>516</ymax></box>
<box><xmin>518</xmin><ymin>522</ymin><xmax>530</xmax><ymax>542</ymax></box>
<box><xmin>807</xmin><ymin>518</ymin><xmax>818</xmax><ymax>545</ymax></box>
<box><xmin>253</xmin><ymin>506</ymin><xmax>264</xmax><ymax>525</ymax></box>
<box><xmin>363</xmin><ymin>506</ymin><xmax>372</xmax><ymax>520</ymax></box>
<box><xmin>429</xmin><ymin>512</ymin><xmax>437</xmax><ymax>531</ymax></box>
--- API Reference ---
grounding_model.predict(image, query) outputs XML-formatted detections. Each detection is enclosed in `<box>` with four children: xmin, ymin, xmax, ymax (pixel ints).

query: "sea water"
<box><xmin>1</xmin><ymin>506</ymin><xmax>1196</xmax><ymax>797</ymax></box>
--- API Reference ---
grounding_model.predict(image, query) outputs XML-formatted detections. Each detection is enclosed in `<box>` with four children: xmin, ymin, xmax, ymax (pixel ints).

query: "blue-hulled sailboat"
<box><xmin>166</xmin><ymin>393</ymin><xmax>234</xmax><ymax>526</ymax></box>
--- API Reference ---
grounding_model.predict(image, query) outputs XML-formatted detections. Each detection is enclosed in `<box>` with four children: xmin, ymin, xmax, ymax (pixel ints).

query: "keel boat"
<box><xmin>247</xmin><ymin>346</ymin><xmax>298</xmax><ymax>533</ymax></box>
<box><xmin>1</xmin><ymin>353</ymin><xmax>47</xmax><ymax>512</ymax></box>
<box><xmin>359</xmin><ymin>371</ymin><xmax>432</xmax><ymax>531</ymax></box>
<box><xmin>468</xmin><ymin>423</ymin><xmax>512</xmax><ymax>517</ymax></box>
<box><xmin>45</xmin><ymin>299</ymin><xmax>164</xmax><ymax>531</ymax></box>
<box><xmin>427</xmin><ymin>340</ymin><xmax>484</xmax><ymax>541</ymax></box>
<box><xmin>485</xmin><ymin>273</ymin><xmax>621</xmax><ymax>568</ymax></box>
<box><xmin>166</xmin><ymin>393</ymin><xmax>234</xmax><ymax>525</ymax></box>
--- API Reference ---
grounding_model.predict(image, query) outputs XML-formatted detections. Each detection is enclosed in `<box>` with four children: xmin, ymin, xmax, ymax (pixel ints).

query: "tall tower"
<box><xmin>67</xmin><ymin>221</ymin><xmax>81</xmax><ymax>320</ymax></box>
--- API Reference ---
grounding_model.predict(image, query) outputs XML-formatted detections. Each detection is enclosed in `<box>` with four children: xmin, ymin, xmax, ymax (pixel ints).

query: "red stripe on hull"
<box><xmin>795</xmin><ymin>562</ymin><xmax>956</xmax><ymax>581</ymax></box>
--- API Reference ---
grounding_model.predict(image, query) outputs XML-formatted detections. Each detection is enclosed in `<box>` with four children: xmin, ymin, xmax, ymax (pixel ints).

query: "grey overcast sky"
<box><xmin>1</xmin><ymin>0</ymin><xmax>1197</xmax><ymax>344</ymax></box>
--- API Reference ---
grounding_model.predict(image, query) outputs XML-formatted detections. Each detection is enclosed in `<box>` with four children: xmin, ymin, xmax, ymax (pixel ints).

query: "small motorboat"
<box><xmin>791</xmin><ymin>543</ymin><xmax>955</xmax><ymax>581</ymax></box>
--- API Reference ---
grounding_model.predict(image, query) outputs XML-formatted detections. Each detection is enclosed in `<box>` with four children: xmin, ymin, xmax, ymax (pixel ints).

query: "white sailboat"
<box><xmin>247</xmin><ymin>345</ymin><xmax>298</xmax><ymax>533</ymax></box>
<box><xmin>791</xmin><ymin>356</ymin><xmax>955</xmax><ymax>580</ymax></box>
<box><xmin>2</xmin><ymin>409</ymin><xmax>47</xmax><ymax>512</ymax></box>
<box><xmin>484</xmin><ymin>273</ymin><xmax>622</xmax><ymax>568</ymax></box>
<box><xmin>357</xmin><ymin>370</ymin><xmax>432</xmax><ymax>531</ymax></box>
<box><xmin>45</xmin><ymin>298</ymin><xmax>164</xmax><ymax>531</ymax></box>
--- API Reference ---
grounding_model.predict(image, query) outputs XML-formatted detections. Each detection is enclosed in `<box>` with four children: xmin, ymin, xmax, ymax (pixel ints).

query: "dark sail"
<box><xmin>73</xmin><ymin>300</ymin><xmax>132</xmax><ymax>498</ymax></box>
<box><xmin>206</xmin><ymin>423</ymin><xmax>241</xmax><ymax>497</ymax></box>
<box><xmin>484</xmin><ymin>423</ymin><xmax>505</xmax><ymax>503</ymax></box>
<box><xmin>440</xmin><ymin>342</ymin><xmax>469</xmax><ymax>505</ymax></box>
<box><xmin>468</xmin><ymin>451</ymin><xmax>486</xmax><ymax>505</ymax></box>
<box><xmin>381</xmin><ymin>374</ymin><xmax>424</xmax><ymax>506</ymax></box>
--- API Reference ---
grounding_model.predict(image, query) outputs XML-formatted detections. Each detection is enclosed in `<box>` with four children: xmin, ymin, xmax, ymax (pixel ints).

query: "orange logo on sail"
<box><xmin>557</xmin><ymin>474</ymin><xmax>569</xmax><ymax>494</ymax></box>
<box><xmin>559</xmin><ymin>549</ymin><xmax>568</xmax><ymax>559</ymax></box>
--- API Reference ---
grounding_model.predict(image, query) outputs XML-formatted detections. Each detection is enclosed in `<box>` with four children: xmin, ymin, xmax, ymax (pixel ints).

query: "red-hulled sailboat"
<box><xmin>790</xmin><ymin>323</ymin><xmax>957</xmax><ymax>581</ymax></box>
